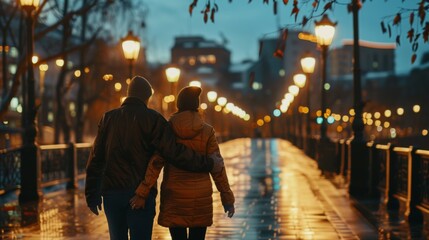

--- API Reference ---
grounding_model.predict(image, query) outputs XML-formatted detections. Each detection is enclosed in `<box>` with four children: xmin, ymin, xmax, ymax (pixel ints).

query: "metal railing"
<box><xmin>0</xmin><ymin>143</ymin><xmax>92</xmax><ymax>194</ymax></box>
<box><xmin>302</xmin><ymin>136</ymin><xmax>428</xmax><ymax>223</ymax></box>
<box><xmin>0</xmin><ymin>147</ymin><xmax>22</xmax><ymax>194</ymax></box>
<box><xmin>415</xmin><ymin>150</ymin><xmax>429</xmax><ymax>215</ymax></box>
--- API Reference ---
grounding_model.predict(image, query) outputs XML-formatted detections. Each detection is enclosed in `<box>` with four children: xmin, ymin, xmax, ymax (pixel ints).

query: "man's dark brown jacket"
<box><xmin>85</xmin><ymin>97</ymin><xmax>214</xmax><ymax>206</ymax></box>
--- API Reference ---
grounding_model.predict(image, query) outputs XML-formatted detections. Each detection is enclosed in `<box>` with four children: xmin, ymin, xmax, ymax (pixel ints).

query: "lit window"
<box><xmin>48</xmin><ymin>112</ymin><xmax>54</xmax><ymax>122</ymax></box>
<box><xmin>114</xmin><ymin>82</ymin><xmax>122</xmax><ymax>92</ymax></box>
<box><xmin>189</xmin><ymin>57</ymin><xmax>196</xmax><ymax>66</ymax></box>
<box><xmin>10</xmin><ymin>47</ymin><xmax>18</xmax><ymax>58</ymax></box>
<box><xmin>69</xmin><ymin>103</ymin><xmax>75</xmax><ymax>111</ymax></box>
<box><xmin>264</xmin><ymin>115</ymin><xmax>271</xmax><ymax>123</ymax></box>
<box><xmin>9</xmin><ymin>64</ymin><xmax>17</xmax><ymax>74</ymax></box>
<box><xmin>0</xmin><ymin>45</ymin><xmax>10</xmax><ymax>52</ymax></box>
<box><xmin>207</xmin><ymin>55</ymin><xmax>216</xmax><ymax>64</ymax></box>
<box><xmin>199</xmin><ymin>55</ymin><xmax>207</xmax><ymax>64</ymax></box>
<box><xmin>324</xmin><ymin>83</ymin><xmax>330</xmax><ymax>91</ymax></box>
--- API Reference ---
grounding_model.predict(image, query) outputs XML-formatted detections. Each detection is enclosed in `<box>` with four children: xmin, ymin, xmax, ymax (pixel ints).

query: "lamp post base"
<box><xmin>317</xmin><ymin>137</ymin><xmax>337</xmax><ymax>174</ymax></box>
<box><xmin>348</xmin><ymin>138</ymin><xmax>371</xmax><ymax>199</ymax></box>
<box><xmin>19</xmin><ymin>144</ymin><xmax>41</xmax><ymax>204</ymax></box>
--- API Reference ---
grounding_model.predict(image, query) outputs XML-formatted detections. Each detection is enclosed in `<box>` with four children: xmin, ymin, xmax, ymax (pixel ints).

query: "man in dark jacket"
<box><xmin>85</xmin><ymin>76</ymin><xmax>224</xmax><ymax>240</ymax></box>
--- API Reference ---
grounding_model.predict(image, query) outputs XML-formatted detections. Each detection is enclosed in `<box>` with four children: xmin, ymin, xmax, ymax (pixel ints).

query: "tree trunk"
<box><xmin>54</xmin><ymin>0</ymin><xmax>71</xmax><ymax>144</ymax></box>
<box><xmin>75</xmin><ymin>0</ymin><xmax>88</xmax><ymax>143</ymax></box>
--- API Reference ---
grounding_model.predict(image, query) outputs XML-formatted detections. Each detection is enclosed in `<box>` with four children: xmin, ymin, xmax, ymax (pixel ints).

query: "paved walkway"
<box><xmin>0</xmin><ymin>139</ymin><xmax>380</xmax><ymax>239</ymax></box>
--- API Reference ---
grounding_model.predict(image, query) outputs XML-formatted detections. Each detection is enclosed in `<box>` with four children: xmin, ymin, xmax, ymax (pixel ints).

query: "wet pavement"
<box><xmin>1</xmin><ymin>138</ymin><xmax>382</xmax><ymax>239</ymax></box>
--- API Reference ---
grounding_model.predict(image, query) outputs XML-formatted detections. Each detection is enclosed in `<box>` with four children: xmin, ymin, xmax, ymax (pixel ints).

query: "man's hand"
<box><xmin>209</xmin><ymin>151</ymin><xmax>224</xmax><ymax>173</ymax></box>
<box><xmin>130</xmin><ymin>195</ymin><xmax>146</xmax><ymax>210</ymax></box>
<box><xmin>223</xmin><ymin>204</ymin><xmax>235</xmax><ymax>218</ymax></box>
<box><xmin>88</xmin><ymin>196</ymin><xmax>102</xmax><ymax>215</ymax></box>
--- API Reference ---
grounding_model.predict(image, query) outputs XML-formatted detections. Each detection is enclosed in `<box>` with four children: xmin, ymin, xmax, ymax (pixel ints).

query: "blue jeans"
<box><xmin>103</xmin><ymin>190</ymin><xmax>156</xmax><ymax>240</ymax></box>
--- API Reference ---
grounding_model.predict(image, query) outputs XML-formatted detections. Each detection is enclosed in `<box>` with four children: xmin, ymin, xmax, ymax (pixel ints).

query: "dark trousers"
<box><xmin>103</xmin><ymin>190</ymin><xmax>156</xmax><ymax>240</ymax></box>
<box><xmin>169</xmin><ymin>227</ymin><xmax>207</xmax><ymax>240</ymax></box>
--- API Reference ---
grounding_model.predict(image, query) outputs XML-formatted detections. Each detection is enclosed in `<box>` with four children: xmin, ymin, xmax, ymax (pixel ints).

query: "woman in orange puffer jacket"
<box><xmin>130</xmin><ymin>86</ymin><xmax>235</xmax><ymax>240</ymax></box>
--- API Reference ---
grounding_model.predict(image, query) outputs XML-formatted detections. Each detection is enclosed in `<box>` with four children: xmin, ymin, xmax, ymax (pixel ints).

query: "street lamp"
<box><xmin>207</xmin><ymin>91</ymin><xmax>218</xmax><ymax>103</ymax></box>
<box><xmin>207</xmin><ymin>91</ymin><xmax>218</xmax><ymax>123</ymax></box>
<box><xmin>121</xmin><ymin>30</ymin><xmax>140</xmax><ymax>80</ymax></box>
<box><xmin>293</xmin><ymin>73</ymin><xmax>306</xmax><ymax>88</ymax></box>
<box><xmin>19</xmin><ymin>0</ymin><xmax>41</xmax><ymax>203</ymax></box>
<box><xmin>300</xmin><ymin>53</ymin><xmax>316</xmax><ymax>153</ymax></box>
<box><xmin>165</xmin><ymin>66</ymin><xmax>181</xmax><ymax>112</ymax></box>
<box><xmin>217</xmin><ymin>96</ymin><xmax>227</xmax><ymax>137</ymax></box>
<box><xmin>189</xmin><ymin>80</ymin><xmax>201</xmax><ymax>87</ymax></box>
<box><xmin>347</xmin><ymin>0</ymin><xmax>369</xmax><ymax>198</ymax></box>
<box><xmin>293</xmin><ymin>73</ymin><xmax>307</xmax><ymax>148</ymax></box>
<box><xmin>217</xmin><ymin>97</ymin><xmax>227</xmax><ymax>107</ymax></box>
<box><xmin>315</xmin><ymin>14</ymin><xmax>336</xmax><ymax>140</ymax></box>
<box><xmin>38</xmin><ymin>63</ymin><xmax>48</xmax><ymax>143</ymax></box>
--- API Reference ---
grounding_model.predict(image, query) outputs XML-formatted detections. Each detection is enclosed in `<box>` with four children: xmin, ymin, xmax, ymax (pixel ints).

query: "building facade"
<box><xmin>329</xmin><ymin>40</ymin><xmax>395</xmax><ymax>79</ymax></box>
<box><xmin>171</xmin><ymin>36</ymin><xmax>231</xmax><ymax>88</ymax></box>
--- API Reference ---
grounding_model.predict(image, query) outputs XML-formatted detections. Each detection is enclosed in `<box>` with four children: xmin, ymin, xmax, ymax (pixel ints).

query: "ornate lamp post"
<box><xmin>165</xmin><ymin>66</ymin><xmax>181</xmax><ymax>112</ymax></box>
<box><xmin>19</xmin><ymin>0</ymin><xmax>41</xmax><ymax>203</ymax></box>
<box><xmin>121</xmin><ymin>30</ymin><xmax>140</xmax><ymax>80</ymax></box>
<box><xmin>217</xmin><ymin>97</ymin><xmax>227</xmax><ymax>108</ymax></box>
<box><xmin>207</xmin><ymin>90</ymin><xmax>218</xmax><ymax>124</ymax></box>
<box><xmin>315</xmin><ymin>14</ymin><xmax>336</xmax><ymax>140</ymax></box>
<box><xmin>217</xmin><ymin>97</ymin><xmax>227</xmax><ymax>138</ymax></box>
<box><xmin>293</xmin><ymin>73</ymin><xmax>307</xmax><ymax>148</ymax></box>
<box><xmin>300</xmin><ymin>53</ymin><xmax>316</xmax><ymax>152</ymax></box>
<box><xmin>189</xmin><ymin>80</ymin><xmax>201</xmax><ymax>87</ymax></box>
<box><xmin>38</xmin><ymin>63</ymin><xmax>48</xmax><ymax>143</ymax></box>
<box><xmin>207</xmin><ymin>91</ymin><xmax>218</xmax><ymax>103</ymax></box>
<box><xmin>349</xmin><ymin>0</ymin><xmax>368</xmax><ymax>197</ymax></box>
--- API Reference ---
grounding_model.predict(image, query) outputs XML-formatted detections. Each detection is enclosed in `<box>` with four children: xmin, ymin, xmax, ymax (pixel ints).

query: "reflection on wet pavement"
<box><xmin>1</xmin><ymin>139</ymin><xmax>378</xmax><ymax>239</ymax></box>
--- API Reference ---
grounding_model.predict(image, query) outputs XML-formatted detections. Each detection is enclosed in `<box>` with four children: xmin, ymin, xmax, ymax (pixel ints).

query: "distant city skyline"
<box><xmin>141</xmin><ymin>1</ymin><xmax>429</xmax><ymax>73</ymax></box>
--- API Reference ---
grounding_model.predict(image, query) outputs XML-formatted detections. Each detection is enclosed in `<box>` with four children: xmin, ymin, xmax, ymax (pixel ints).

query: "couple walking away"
<box><xmin>85</xmin><ymin>76</ymin><xmax>235</xmax><ymax>240</ymax></box>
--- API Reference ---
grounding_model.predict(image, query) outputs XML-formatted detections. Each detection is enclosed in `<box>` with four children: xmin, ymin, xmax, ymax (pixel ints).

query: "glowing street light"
<box><xmin>189</xmin><ymin>80</ymin><xmax>201</xmax><ymax>87</ymax></box>
<box><xmin>315</xmin><ymin>14</ymin><xmax>336</xmax><ymax>140</ymax></box>
<box><xmin>165</xmin><ymin>66</ymin><xmax>181</xmax><ymax>111</ymax></box>
<box><xmin>300</xmin><ymin>53</ymin><xmax>316</xmax><ymax>144</ymax></box>
<box><xmin>207</xmin><ymin>91</ymin><xmax>218</xmax><ymax>103</ymax></box>
<box><xmin>288</xmin><ymin>85</ymin><xmax>300</xmax><ymax>97</ymax></box>
<box><xmin>121</xmin><ymin>30</ymin><xmax>141</xmax><ymax>80</ymax></box>
<box><xmin>300</xmin><ymin>54</ymin><xmax>316</xmax><ymax>74</ymax></box>
<box><xmin>315</xmin><ymin>14</ymin><xmax>337</xmax><ymax>47</ymax></box>
<box><xmin>165</xmin><ymin>67</ymin><xmax>181</xmax><ymax>83</ymax></box>
<box><xmin>217</xmin><ymin>97</ymin><xmax>227</xmax><ymax>107</ymax></box>
<box><xmin>293</xmin><ymin>74</ymin><xmax>307</xmax><ymax>88</ymax></box>
<box><xmin>19</xmin><ymin>0</ymin><xmax>41</xmax><ymax>203</ymax></box>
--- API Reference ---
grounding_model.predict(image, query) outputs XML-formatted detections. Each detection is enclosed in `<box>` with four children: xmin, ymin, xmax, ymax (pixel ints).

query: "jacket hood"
<box><xmin>169</xmin><ymin>111</ymin><xmax>204</xmax><ymax>139</ymax></box>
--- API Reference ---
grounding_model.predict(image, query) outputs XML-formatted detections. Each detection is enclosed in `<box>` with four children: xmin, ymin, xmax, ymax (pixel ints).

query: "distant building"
<box><xmin>171</xmin><ymin>36</ymin><xmax>231</xmax><ymax>87</ymax></box>
<box><xmin>228</xmin><ymin>60</ymin><xmax>255</xmax><ymax>91</ymax></box>
<box><xmin>282</xmin><ymin>31</ymin><xmax>318</xmax><ymax>82</ymax></box>
<box><xmin>329</xmin><ymin>40</ymin><xmax>396</xmax><ymax>79</ymax></box>
<box><xmin>248</xmin><ymin>30</ymin><xmax>318</xmax><ymax>115</ymax></box>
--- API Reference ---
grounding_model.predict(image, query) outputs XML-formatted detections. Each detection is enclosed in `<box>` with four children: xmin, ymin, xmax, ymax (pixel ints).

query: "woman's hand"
<box><xmin>129</xmin><ymin>195</ymin><xmax>146</xmax><ymax>210</ymax></box>
<box><xmin>223</xmin><ymin>204</ymin><xmax>235</xmax><ymax>218</ymax></box>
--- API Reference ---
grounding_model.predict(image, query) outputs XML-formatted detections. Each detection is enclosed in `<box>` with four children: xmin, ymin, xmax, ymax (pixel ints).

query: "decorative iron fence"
<box><xmin>0</xmin><ymin>143</ymin><xmax>92</xmax><ymax>194</ymax></box>
<box><xmin>0</xmin><ymin>148</ymin><xmax>21</xmax><ymax>194</ymax></box>
<box><xmin>40</xmin><ymin>144</ymin><xmax>71</xmax><ymax>187</ymax></box>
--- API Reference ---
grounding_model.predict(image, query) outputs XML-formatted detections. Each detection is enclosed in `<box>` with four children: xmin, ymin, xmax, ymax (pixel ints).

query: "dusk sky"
<box><xmin>141</xmin><ymin>1</ymin><xmax>429</xmax><ymax>73</ymax></box>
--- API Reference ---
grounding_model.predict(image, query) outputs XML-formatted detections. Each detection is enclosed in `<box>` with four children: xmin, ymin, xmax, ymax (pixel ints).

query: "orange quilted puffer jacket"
<box><xmin>135</xmin><ymin>111</ymin><xmax>235</xmax><ymax>227</ymax></box>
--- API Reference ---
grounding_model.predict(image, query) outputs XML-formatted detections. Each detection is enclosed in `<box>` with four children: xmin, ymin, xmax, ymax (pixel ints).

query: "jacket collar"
<box><xmin>121</xmin><ymin>97</ymin><xmax>148</xmax><ymax>107</ymax></box>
